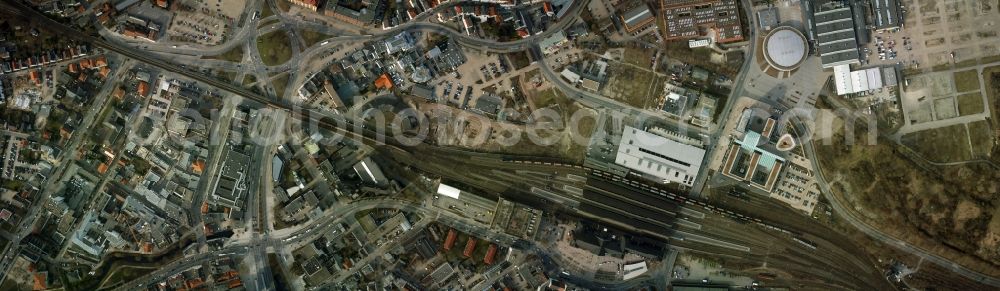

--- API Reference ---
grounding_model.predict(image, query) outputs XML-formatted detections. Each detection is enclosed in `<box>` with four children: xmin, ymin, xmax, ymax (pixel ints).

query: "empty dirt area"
<box><xmin>897</xmin><ymin>68</ymin><xmax>992</xmax><ymax>137</ymax></box>
<box><xmin>601</xmin><ymin>63</ymin><xmax>665</xmax><ymax>109</ymax></box>
<box><xmin>897</xmin><ymin>0</ymin><xmax>1000</xmax><ymax>72</ymax></box>
<box><xmin>412</xmin><ymin>85</ymin><xmax>595</xmax><ymax>163</ymax></box>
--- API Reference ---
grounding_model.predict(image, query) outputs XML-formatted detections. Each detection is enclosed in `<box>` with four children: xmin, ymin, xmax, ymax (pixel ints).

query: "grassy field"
<box><xmin>956</xmin><ymin>92</ymin><xmax>984</xmax><ymax>115</ymax></box>
<box><xmin>985</xmin><ymin>65</ymin><xmax>1000</xmax><ymax>162</ymax></box>
<box><xmin>299</xmin><ymin>29</ymin><xmax>331</xmax><ymax>48</ymax></box>
<box><xmin>517</xmin><ymin>87</ymin><xmax>593</xmax><ymax>162</ymax></box>
<box><xmin>213</xmin><ymin>70</ymin><xmax>238</xmax><ymax>84</ymax></box>
<box><xmin>603</xmin><ymin>64</ymin><xmax>662</xmax><ymax>109</ymax></box>
<box><xmin>622</xmin><ymin>46</ymin><xmax>655</xmax><ymax>68</ymax></box>
<box><xmin>816</xmin><ymin>118</ymin><xmax>1000</xmax><ymax>278</ymax></box>
<box><xmin>271</xmin><ymin>74</ymin><xmax>289</xmax><ymax>97</ymax></box>
<box><xmin>260</xmin><ymin>2</ymin><xmax>274</xmax><ymax>18</ymax></box>
<box><xmin>953</xmin><ymin>69</ymin><xmax>981</xmax><ymax>92</ymax></box>
<box><xmin>243</xmin><ymin>74</ymin><xmax>257</xmax><ymax>87</ymax></box>
<box><xmin>204</xmin><ymin>47</ymin><xmax>243</xmax><ymax>62</ymax></box>
<box><xmin>257</xmin><ymin>31</ymin><xmax>293</xmax><ymax>66</ymax></box>
<box><xmin>506</xmin><ymin>51</ymin><xmax>531</xmax><ymax>70</ymax></box>
<box><xmin>99</xmin><ymin>266</ymin><xmax>156</xmax><ymax>289</ymax></box>
<box><xmin>901</xmin><ymin>123</ymin><xmax>972</xmax><ymax>162</ymax></box>
<box><xmin>257</xmin><ymin>18</ymin><xmax>280</xmax><ymax>29</ymax></box>
<box><xmin>533</xmin><ymin>87</ymin><xmax>563</xmax><ymax>109</ymax></box>
<box><xmin>967</xmin><ymin>120</ymin><xmax>995</xmax><ymax>157</ymax></box>
<box><xmin>985</xmin><ymin>65</ymin><xmax>1000</xmax><ymax>127</ymax></box>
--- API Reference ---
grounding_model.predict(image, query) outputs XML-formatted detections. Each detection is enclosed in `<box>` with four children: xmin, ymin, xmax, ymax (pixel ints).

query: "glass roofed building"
<box><xmin>721</xmin><ymin>109</ymin><xmax>786</xmax><ymax>192</ymax></box>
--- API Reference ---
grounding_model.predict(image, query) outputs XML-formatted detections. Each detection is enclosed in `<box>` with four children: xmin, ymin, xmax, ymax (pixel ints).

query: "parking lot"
<box><xmin>166</xmin><ymin>7</ymin><xmax>232</xmax><ymax>45</ymax></box>
<box><xmin>163</xmin><ymin>0</ymin><xmax>247</xmax><ymax>45</ymax></box>
<box><xmin>180</xmin><ymin>0</ymin><xmax>246</xmax><ymax>20</ymax></box>
<box><xmin>433</xmin><ymin>49</ymin><xmax>512</xmax><ymax>109</ymax></box>
<box><xmin>878</xmin><ymin>0</ymin><xmax>1000</xmax><ymax>70</ymax></box>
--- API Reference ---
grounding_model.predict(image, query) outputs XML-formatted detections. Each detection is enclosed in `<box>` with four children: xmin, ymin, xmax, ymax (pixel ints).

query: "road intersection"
<box><xmin>1</xmin><ymin>0</ymin><xmax>998</xmax><ymax>289</ymax></box>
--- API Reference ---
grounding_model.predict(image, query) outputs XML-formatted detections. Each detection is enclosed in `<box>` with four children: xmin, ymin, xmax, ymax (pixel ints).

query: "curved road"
<box><xmin>8</xmin><ymin>0</ymin><xmax>999</xmax><ymax>287</ymax></box>
<box><xmin>798</xmin><ymin>119</ymin><xmax>1000</xmax><ymax>287</ymax></box>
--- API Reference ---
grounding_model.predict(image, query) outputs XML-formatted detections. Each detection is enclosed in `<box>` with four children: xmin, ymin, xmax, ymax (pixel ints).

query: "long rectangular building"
<box><xmin>870</xmin><ymin>0</ymin><xmax>900</xmax><ymax>31</ymax></box>
<box><xmin>661</xmin><ymin>0</ymin><xmax>743</xmax><ymax>43</ymax></box>
<box><xmin>615</xmin><ymin>126</ymin><xmax>705</xmax><ymax>186</ymax></box>
<box><xmin>619</xmin><ymin>4</ymin><xmax>655</xmax><ymax>33</ymax></box>
<box><xmin>832</xmin><ymin>64</ymin><xmax>897</xmax><ymax>95</ymax></box>
<box><xmin>807</xmin><ymin>0</ymin><xmax>861</xmax><ymax>68</ymax></box>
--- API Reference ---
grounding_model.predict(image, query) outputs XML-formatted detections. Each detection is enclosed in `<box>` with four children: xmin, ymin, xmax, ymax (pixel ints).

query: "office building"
<box><xmin>661</xmin><ymin>0</ymin><xmax>743</xmax><ymax>43</ymax></box>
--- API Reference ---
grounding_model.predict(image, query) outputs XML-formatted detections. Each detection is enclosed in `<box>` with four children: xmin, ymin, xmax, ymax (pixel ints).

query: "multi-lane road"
<box><xmin>4</xmin><ymin>0</ymin><xmax>999</xmax><ymax>288</ymax></box>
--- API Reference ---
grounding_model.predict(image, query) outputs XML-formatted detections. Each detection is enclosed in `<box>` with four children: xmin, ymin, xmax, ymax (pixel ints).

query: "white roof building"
<box><xmin>437</xmin><ymin>183</ymin><xmax>461</xmax><ymax>199</ymax></box>
<box><xmin>615</xmin><ymin>126</ymin><xmax>705</xmax><ymax>186</ymax></box>
<box><xmin>833</xmin><ymin>64</ymin><xmax>887</xmax><ymax>95</ymax></box>
<box><xmin>688</xmin><ymin>39</ymin><xmax>711</xmax><ymax>48</ymax></box>
<box><xmin>763</xmin><ymin>27</ymin><xmax>807</xmax><ymax>70</ymax></box>
<box><xmin>560</xmin><ymin>69</ymin><xmax>580</xmax><ymax>83</ymax></box>
<box><xmin>622</xmin><ymin>261</ymin><xmax>649</xmax><ymax>280</ymax></box>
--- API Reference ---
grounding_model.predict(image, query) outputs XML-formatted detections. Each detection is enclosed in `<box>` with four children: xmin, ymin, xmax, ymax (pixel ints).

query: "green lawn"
<box><xmin>523</xmin><ymin>68</ymin><xmax>540</xmax><ymax>83</ymax></box>
<box><xmin>299</xmin><ymin>29</ymin><xmax>331</xmax><ymax>48</ymax></box>
<box><xmin>204</xmin><ymin>47</ymin><xmax>243</xmax><ymax>62</ymax></box>
<box><xmin>967</xmin><ymin>120</ymin><xmax>995</xmax><ymax>157</ymax></box>
<box><xmin>953</xmin><ymin>69</ymin><xmax>981</xmax><ymax>92</ymax></box>
<box><xmin>901</xmin><ymin>123</ymin><xmax>973</xmax><ymax>162</ymax></box>
<box><xmin>622</xmin><ymin>46</ymin><xmax>655</xmax><ymax>68</ymax></box>
<box><xmin>243</xmin><ymin>74</ymin><xmax>257</xmax><ymax>87</ymax></box>
<box><xmin>257</xmin><ymin>31</ymin><xmax>293</xmax><ymax>66</ymax></box>
<box><xmin>271</xmin><ymin>74</ymin><xmax>289</xmax><ymax>98</ymax></box>
<box><xmin>100</xmin><ymin>266</ymin><xmax>156</xmax><ymax>289</ymax></box>
<box><xmin>260</xmin><ymin>2</ymin><xmax>274</xmax><ymax>18</ymax></box>
<box><xmin>956</xmin><ymin>92</ymin><xmax>984</xmax><ymax>116</ymax></box>
<box><xmin>984</xmin><ymin>65</ymin><xmax>1000</xmax><ymax>129</ymax></box>
<box><xmin>506</xmin><ymin>51</ymin><xmax>531</xmax><ymax>70</ymax></box>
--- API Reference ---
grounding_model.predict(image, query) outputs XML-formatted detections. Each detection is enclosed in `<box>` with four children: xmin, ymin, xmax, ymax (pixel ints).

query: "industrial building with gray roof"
<box><xmin>806</xmin><ymin>0</ymin><xmax>863</xmax><ymax>68</ymax></box>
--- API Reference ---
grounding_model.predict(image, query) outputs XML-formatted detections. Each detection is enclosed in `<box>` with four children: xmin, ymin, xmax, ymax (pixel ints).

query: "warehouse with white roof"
<box><xmin>832</xmin><ymin>64</ymin><xmax>898</xmax><ymax>95</ymax></box>
<box><xmin>615</xmin><ymin>126</ymin><xmax>705</xmax><ymax>186</ymax></box>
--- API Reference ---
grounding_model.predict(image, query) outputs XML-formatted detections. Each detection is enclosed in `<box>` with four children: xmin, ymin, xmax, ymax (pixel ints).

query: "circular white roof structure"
<box><xmin>763</xmin><ymin>27</ymin><xmax>807</xmax><ymax>71</ymax></box>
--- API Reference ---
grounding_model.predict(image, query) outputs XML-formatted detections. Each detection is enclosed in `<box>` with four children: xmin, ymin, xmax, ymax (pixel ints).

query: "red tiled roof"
<box><xmin>137</xmin><ymin>81</ymin><xmax>149</xmax><ymax>96</ymax></box>
<box><xmin>95</xmin><ymin>56</ymin><xmax>108</xmax><ymax>67</ymax></box>
<box><xmin>463</xmin><ymin>238</ymin><xmax>476</xmax><ymax>258</ymax></box>
<box><xmin>444</xmin><ymin>229</ymin><xmax>456</xmax><ymax>250</ymax></box>
<box><xmin>374</xmin><ymin>73</ymin><xmax>393</xmax><ymax>90</ymax></box>
<box><xmin>484</xmin><ymin>244</ymin><xmax>497</xmax><ymax>265</ymax></box>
